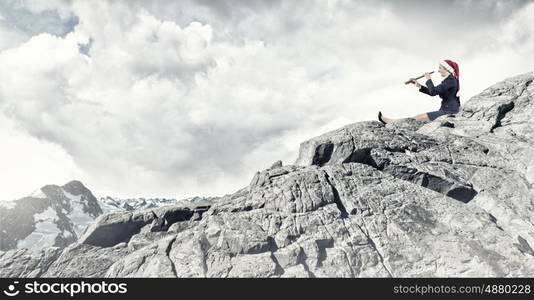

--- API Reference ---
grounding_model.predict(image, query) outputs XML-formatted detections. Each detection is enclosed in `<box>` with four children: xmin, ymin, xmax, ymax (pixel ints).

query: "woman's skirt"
<box><xmin>427</xmin><ymin>108</ymin><xmax>459</xmax><ymax>121</ymax></box>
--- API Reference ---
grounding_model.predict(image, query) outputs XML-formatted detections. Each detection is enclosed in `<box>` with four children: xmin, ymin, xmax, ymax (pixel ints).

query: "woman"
<box><xmin>378</xmin><ymin>59</ymin><xmax>461</xmax><ymax>124</ymax></box>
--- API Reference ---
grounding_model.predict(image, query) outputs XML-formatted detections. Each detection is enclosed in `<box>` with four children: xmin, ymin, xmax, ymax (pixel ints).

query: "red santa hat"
<box><xmin>440</xmin><ymin>59</ymin><xmax>460</xmax><ymax>97</ymax></box>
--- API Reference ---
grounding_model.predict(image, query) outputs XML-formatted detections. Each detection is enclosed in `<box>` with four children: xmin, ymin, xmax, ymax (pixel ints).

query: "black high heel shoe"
<box><xmin>378</xmin><ymin>111</ymin><xmax>387</xmax><ymax>124</ymax></box>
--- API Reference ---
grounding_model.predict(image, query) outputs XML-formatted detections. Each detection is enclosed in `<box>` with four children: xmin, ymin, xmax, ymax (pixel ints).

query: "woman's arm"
<box><xmin>425</xmin><ymin>78</ymin><xmax>456</xmax><ymax>96</ymax></box>
<box><xmin>409</xmin><ymin>79</ymin><xmax>431</xmax><ymax>95</ymax></box>
<box><xmin>419</xmin><ymin>85</ymin><xmax>431</xmax><ymax>95</ymax></box>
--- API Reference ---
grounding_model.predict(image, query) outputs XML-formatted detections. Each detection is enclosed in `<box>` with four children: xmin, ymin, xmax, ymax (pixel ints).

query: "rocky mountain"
<box><xmin>0</xmin><ymin>180</ymin><xmax>102</xmax><ymax>252</ymax></box>
<box><xmin>0</xmin><ymin>182</ymin><xmax>216</xmax><ymax>253</ymax></box>
<box><xmin>1</xmin><ymin>70</ymin><xmax>533</xmax><ymax>278</ymax></box>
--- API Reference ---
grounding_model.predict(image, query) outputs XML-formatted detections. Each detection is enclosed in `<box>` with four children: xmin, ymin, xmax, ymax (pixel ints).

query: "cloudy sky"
<box><xmin>1</xmin><ymin>0</ymin><xmax>534</xmax><ymax>201</ymax></box>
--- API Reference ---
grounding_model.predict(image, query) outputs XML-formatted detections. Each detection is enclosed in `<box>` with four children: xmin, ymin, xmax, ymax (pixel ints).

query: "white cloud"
<box><xmin>1</xmin><ymin>0</ymin><xmax>534</xmax><ymax>200</ymax></box>
<box><xmin>0</xmin><ymin>116</ymin><xmax>82</xmax><ymax>200</ymax></box>
<box><xmin>0</xmin><ymin>26</ymin><xmax>27</xmax><ymax>51</ymax></box>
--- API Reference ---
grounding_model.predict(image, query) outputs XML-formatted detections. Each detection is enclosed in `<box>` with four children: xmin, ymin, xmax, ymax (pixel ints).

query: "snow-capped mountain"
<box><xmin>0</xmin><ymin>180</ymin><xmax>102</xmax><ymax>252</ymax></box>
<box><xmin>98</xmin><ymin>196</ymin><xmax>218</xmax><ymax>214</ymax></box>
<box><xmin>0</xmin><ymin>181</ymin><xmax>217</xmax><ymax>252</ymax></box>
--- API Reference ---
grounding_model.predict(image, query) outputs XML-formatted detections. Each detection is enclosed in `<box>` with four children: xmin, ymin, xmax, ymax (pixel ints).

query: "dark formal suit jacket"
<box><xmin>419</xmin><ymin>74</ymin><xmax>460</xmax><ymax>111</ymax></box>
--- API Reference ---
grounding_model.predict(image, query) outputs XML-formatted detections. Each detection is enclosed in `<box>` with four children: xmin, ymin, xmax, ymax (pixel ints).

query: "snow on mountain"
<box><xmin>29</xmin><ymin>188</ymin><xmax>47</xmax><ymax>199</ymax></box>
<box><xmin>0</xmin><ymin>199</ymin><xmax>17</xmax><ymax>210</ymax></box>
<box><xmin>16</xmin><ymin>207</ymin><xmax>62</xmax><ymax>251</ymax></box>
<box><xmin>64</xmin><ymin>190</ymin><xmax>99</xmax><ymax>237</ymax></box>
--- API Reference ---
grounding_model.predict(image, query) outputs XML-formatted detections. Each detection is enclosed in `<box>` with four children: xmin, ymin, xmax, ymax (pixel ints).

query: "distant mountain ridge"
<box><xmin>98</xmin><ymin>196</ymin><xmax>218</xmax><ymax>213</ymax></box>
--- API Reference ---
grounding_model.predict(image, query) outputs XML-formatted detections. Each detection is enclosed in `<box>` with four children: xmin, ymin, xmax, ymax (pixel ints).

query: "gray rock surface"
<box><xmin>1</xmin><ymin>71</ymin><xmax>534</xmax><ymax>277</ymax></box>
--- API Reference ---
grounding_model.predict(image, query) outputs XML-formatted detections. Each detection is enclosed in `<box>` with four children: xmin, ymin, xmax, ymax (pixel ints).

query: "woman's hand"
<box><xmin>424</xmin><ymin>72</ymin><xmax>431</xmax><ymax>80</ymax></box>
<box><xmin>410</xmin><ymin>78</ymin><xmax>421</xmax><ymax>88</ymax></box>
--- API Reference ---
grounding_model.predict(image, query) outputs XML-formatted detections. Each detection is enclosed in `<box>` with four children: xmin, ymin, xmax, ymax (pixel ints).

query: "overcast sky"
<box><xmin>1</xmin><ymin>0</ymin><xmax>534</xmax><ymax>201</ymax></box>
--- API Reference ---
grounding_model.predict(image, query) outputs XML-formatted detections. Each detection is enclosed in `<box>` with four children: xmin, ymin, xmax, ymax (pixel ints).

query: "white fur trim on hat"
<box><xmin>440</xmin><ymin>60</ymin><xmax>455</xmax><ymax>74</ymax></box>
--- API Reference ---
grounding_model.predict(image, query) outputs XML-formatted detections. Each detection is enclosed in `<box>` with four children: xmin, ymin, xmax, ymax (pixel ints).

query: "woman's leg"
<box><xmin>380</xmin><ymin>115</ymin><xmax>397</xmax><ymax>123</ymax></box>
